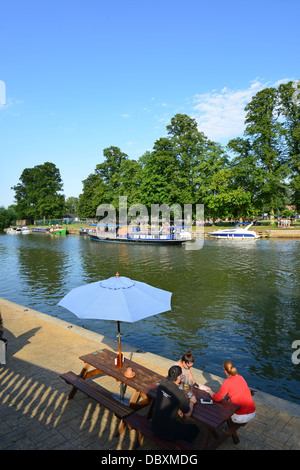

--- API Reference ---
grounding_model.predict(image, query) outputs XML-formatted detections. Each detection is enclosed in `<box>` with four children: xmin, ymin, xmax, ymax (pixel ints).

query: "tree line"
<box><xmin>2</xmin><ymin>81</ymin><xmax>299</xmax><ymax>229</ymax></box>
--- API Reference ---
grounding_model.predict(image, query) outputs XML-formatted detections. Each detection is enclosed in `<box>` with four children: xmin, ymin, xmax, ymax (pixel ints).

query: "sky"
<box><xmin>0</xmin><ymin>0</ymin><xmax>299</xmax><ymax>208</ymax></box>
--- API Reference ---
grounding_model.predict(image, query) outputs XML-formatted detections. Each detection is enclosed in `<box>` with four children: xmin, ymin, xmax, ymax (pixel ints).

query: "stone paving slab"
<box><xmin>0</xmin><ymin>298</ymin><xmax>299</xmax><ymax>451</ymax></box>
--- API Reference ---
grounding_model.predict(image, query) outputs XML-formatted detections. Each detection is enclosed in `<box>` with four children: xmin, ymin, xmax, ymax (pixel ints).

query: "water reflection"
<box><xmin>0</xmin><ymin>233</ymin><xmax>299</xmax><ymax>403</ymax></box>
<box><xmin>17</xmin><ymin>237</ymin><xmax>66</xmax><ymax>297</ymax></box>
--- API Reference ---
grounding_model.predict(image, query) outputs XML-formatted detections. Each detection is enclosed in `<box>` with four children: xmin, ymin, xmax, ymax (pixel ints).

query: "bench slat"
<box><xmin>123</xmin><ymin>412</ymin><xmax>197</xmax><ymax>451</ymax></box>
<box><xmin>60</xmin><ymin>371</ymin><xmax>133</xmax><ymax>419</ymax></box>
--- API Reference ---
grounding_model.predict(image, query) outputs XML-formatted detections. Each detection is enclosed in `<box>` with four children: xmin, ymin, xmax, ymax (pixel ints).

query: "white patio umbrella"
<box><xmin>57</xmin><ymin>272</ymin><xmax>172</xmax><ymax>366</ymax></box>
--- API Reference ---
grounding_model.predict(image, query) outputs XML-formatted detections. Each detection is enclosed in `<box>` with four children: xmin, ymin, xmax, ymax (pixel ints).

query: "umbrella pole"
<box><xmin>116</xmin><ymin>321</ymin><xmax>123</xmax><ymax>367</ymax></box>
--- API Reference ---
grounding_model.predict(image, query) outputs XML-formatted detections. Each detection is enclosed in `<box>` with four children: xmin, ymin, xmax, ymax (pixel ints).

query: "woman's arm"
<box><xmin>198</xmin><ymin>383</ymin><xmax>213</xmax><ymax>394</ymax></box>
<box><xmin>211</xmin><ymin>380</ymin><xmax>229</xmax><ymax>402</ymax></box>
<box><xmin>187</xmin><ymin>368</ymin><xmax>195</xmax><ymax>384</ymax></box>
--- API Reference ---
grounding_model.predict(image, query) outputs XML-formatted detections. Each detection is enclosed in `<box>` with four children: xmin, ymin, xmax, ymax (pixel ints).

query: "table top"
<box><xmin>192</xmin><ymin>388</ymin><xmax>240</xmax><ymax>428</ymax></box>
<box><xmin>80</xmin><ymin>348</ymin><xmax>240</xmax><ymax>429</ymax></box>
<box><xmin>80</xmin><ymin>348</ymin><xmax>163</xmax><ymax>399</ymax></box>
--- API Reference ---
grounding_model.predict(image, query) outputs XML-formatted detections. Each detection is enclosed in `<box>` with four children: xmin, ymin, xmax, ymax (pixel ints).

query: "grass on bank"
<box><xmin>25</xmin><ymin>220</ymin><xmax>300</xmax><ymax>234</ymax></box>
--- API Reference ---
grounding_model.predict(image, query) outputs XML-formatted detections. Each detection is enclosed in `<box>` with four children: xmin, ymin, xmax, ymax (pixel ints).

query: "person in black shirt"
<box><xmin>151</xmin><ymin>365</ymin><xmax>199</xmax><ymax>442</ymax></box>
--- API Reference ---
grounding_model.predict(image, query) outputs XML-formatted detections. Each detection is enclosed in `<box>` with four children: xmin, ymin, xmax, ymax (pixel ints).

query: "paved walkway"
<box><xmin>0</xmin><ymin>298</ymin><xmax>299</xmax><ymax>451</ymax></box>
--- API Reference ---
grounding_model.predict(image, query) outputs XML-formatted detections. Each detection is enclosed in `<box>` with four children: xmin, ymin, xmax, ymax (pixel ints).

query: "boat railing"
<box><xmin>95</xmin><ymin>224</ymin><xmax>192</xmax><ymax>241</ymax></box>
<box><xmin>96</xmin><ymin>231</ymin><xmax>176</xmax><ymax>240</ymax></box>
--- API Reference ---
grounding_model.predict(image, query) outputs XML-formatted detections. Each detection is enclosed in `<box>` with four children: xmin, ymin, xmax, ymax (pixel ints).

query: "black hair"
<box><xmin>181</xmin><ymin>350</ymin><xmax>194</xmax><ymax>364</ymax></box>
<box><xmin>167</xmin><ymin>365</ymin><xmax>182</xmax><ymax>382</ymax></box>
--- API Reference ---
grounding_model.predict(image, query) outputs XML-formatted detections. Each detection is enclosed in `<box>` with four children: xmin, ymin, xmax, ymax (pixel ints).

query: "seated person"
<box><xmin>208</xmin><ymin>360</ymin><xmax>256</xmax><ymax>423</ymax></box>
<box><xmin>151</xmin><ymin>365</ymin><xmax>199</xmax><ymax>443</ymax></box>
<box><xmin>174</xmin><ymin>350</ymin><xmax>213</xmax><ymax>394</ymax></box>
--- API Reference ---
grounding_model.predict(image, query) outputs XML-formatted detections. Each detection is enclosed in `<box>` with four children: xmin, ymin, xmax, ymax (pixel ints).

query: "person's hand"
<box><xmin>178</xmin><ymin>409</ymin><xmax>184</xmax><ymax>418</ymax></box>
<box><xmin>190</xmin><ymin>395</ymin><xmax>197</xmax><ymax>405</ymax></box>
<box><xmin>199</xmin><ymin>384</ymin><xmax>213</xmax><ymax>395</ymax></box>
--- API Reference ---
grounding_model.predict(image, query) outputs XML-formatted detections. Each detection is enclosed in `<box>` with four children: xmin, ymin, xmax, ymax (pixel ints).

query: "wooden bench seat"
<box><xmin>123</xmin><ymin>412</ymin><xmax>198</xmax><ymax>451</ymax></box>
<box><xmin>60</xmin><ymin>371</ymin><xmax>134</xmax><ymax>435</ymax></box>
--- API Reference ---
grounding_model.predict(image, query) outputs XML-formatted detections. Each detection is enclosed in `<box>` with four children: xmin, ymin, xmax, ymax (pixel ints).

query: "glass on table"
<box><xmin>182</xmin><ymin>374</ymin><xmax>192</xmax><ymax>392</ymax></box>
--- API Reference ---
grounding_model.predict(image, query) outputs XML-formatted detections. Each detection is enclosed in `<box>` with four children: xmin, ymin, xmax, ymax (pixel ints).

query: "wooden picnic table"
<box><xmin>65</xmin><ymin>348</ymin><xmax>241</xmax><ymax>449</ymax></box>
<box><xmin>190</xmin><ymin>387</ymin><xmax>241</xmax><ymax>449</ymax></box>
<box><xmin>69</xmin><ymin>348</ymin><xmax>163</xmax><ymax>410</ymax></box>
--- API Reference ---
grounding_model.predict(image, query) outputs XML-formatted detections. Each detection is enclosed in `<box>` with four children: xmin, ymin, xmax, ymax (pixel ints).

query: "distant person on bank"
<box><xmin>208</xmin><ymin>360</ymin><xmax>256</xmax><ymax>423</ymax></box>
<box><xmin>151</xmin><ymin>365</ymin><xmax>199</xmax><ymax>443</ymax></box>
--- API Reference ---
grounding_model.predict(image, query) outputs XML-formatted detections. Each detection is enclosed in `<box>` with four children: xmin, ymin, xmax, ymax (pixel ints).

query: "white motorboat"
<box><xmin>209</xmin><ymin>222</ymin><xmax>260</xmax><ymax>239</ymax></box>
<box><xmin>6</xmin><ymin>226</ymin><xmax>30</xmax><ymax>234</ymax></box>
<box><xmin>6</xmin><ymin>227</ymin><xmax>22</xmax><ymax>234</ymax></box>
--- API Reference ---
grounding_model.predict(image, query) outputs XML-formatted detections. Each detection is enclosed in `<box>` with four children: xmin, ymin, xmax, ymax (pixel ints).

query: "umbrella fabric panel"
<box><xmin>122</xmin><ymin>281</ymin><xmax>172</xmax><ymax>322</ymax></box>
<box><xmin>57</xmin><ymin>277</ymin><xmax>172</xmax><ymax>323</ymax></box>
<box><xmin>58</xmin><ymin>281</ymin><xmax>129</xmax><ymax>321</ymax></box>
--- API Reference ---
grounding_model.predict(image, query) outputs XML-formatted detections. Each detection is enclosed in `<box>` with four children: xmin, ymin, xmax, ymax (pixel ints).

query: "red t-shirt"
<box><xmin>212</xmin><ymin>375</ymin><xmax>255</xmax><ymax>415</ymax></box>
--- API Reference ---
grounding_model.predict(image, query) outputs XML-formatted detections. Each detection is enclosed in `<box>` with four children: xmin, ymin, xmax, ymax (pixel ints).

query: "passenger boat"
<box><xmin>209</xmin><ymin>223</ymin><xmax>260</xmax><ymax>239</ymax></box>
<box><xmin>89</xmin><ymin>224</ymin><xmax>192</xmax><ymax>245</ymax></box>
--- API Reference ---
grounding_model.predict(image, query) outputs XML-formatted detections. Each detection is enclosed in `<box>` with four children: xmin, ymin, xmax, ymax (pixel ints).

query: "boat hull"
<box><xmin>6</xmin><ymin>228</ymin><xmax>21</xmax><ymax>234</ymax></box>
<box><xmin>49</xmin><ymin>229</ymin><xmax>67</xmax><ymax>235</ymax></box>
<box><xmin>89</xmin><ymin>234</ymin><xmax>185</xmax><ymax>245</ymax></box>
<box><xmin>209</xmin><ymin>222</ymin><xmax>260</xmax><ymax>239</ymax></box>
<box><xmin>210</xmin><ymin>233</ymin><xmax>258</xmax><ymax>239</ymax></box>
<box><xmin>7</xmin><ymin>227</ymin><xmax>30</xmax><ymax>234</ymax></box>
<box><xmin>32</xmin><ymin>227</ymin><xmax>50</xmax><ymax>233</ymax></box>
<box><xmin>79</xmin><ymin>228</ymin><xmax>96</xmax><ymax>236</ymax></box>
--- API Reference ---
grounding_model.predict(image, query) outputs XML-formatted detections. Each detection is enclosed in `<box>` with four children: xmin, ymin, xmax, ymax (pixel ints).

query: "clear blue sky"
<box><xmin>1</xmin><ymin>0</ymin><xmax>299</xmax><ymax>208</ymax></box>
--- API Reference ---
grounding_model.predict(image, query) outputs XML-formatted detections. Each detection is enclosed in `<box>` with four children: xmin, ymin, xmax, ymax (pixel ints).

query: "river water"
<box><xmin>0</xmin><ymin>232</ymin><xmax>299</xmax><ymax>403</ymax></box>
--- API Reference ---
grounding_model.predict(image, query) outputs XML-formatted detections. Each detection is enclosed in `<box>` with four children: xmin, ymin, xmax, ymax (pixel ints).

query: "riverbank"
<box><xmin>65</xmin><ymin>225</ymin><xmax>300</xmax><ymax>238</ymax></box>
<box><xmin>4</xmin><ymin>224</ymin><xmax>300</xmax><ymax>238</ymax></box>
<box><xmin>0</xmin><ymin>298</ymin><xmax>299</xmax><ymax>450</ymax></box>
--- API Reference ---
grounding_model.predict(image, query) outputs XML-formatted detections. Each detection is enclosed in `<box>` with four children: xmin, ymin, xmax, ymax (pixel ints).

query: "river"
<box><xmin>0</xmin><ymin>232</ymin><xmax>299</xmax><ymax>403</ymax></box>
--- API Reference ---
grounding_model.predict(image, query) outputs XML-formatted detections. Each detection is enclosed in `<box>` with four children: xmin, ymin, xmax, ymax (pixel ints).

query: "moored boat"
<box><xmin>6</xmin><ymin>227</ymin><xmax>22</xmax><ymax>234</ymax></box>
<box><xmin>89</xmin><ymin>224</ymin><xmax>191</xmax><ymax>245</ymax></box>
<box><xmin>6</xmin><ymin>226</ymin><xmax>30</xmax><ymax>234</ymax></box>
<box><xmin>31</xmin><ymin>226</ymin><xmax>51</xmax><ymax>233</ymax></box>
<box><xmin>79</xmin><ymin>228</ymin><xmax>96</xmax><ymax>236</ymax></box>
<box><xmin>49</xmin><ymin>226</ymin><xmax>67</xmax><ymax>235</ymax></box>
<box><xmin>209</xmin><ymin>222</ymin><xmax>260</xmax><ymax>239</ymax></box>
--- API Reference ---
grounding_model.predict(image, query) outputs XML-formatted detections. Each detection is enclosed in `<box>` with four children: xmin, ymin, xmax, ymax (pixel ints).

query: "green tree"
<box><xmin>227</xmin><ymin>137</ymin><xmax>265</xmax><ymax>216</ymax></box>
<box><xmin>139</xmin><ymin>138</ymin><xmax>179</xmax><ymax>208</ymax></box>
<box><xmin>0</xmin><ymin>206</ymin><xmax>18</xmax><ymax>231</ymax></box>
<box><xmin>278</xmin><ymin>81</ymin><xmax>300</xmax><ymax>210</ymax></box>
<box><xmin>96</xmin><ymin>146</ymin><xmax>128</xmax><ymax>187</ymax></box>
<box><xmin>12</xmin><ymin>162</ymin><xmax>65</xmax><ymax>219</ymax></box>
<box><xmin>77</xmin><ymin>173</ymin><xmax>108</xmax><ymax>218</ymax></box>
<box><xmin>290</xmin><ymin>175</ymin><xmax>300</xmax><ymax>212</ymax></box>
<box><xmin>117</xmin><ymin>159</ymin><xmax>143</xmax><ymax>207</ymax></box>
<box><xmin>65</xmin><ymin>197</ymin><xmax>79</xmax><ymax>215</ymax></box>
<box><xmin>78</xmin><ymin>147</ymin><xmax>129</xmax><ymax>218</ymax></box>
<box><xmin>194</xmin><ymin>140</ymin><xmax>232</xmax><ymax>219</ymax></box>
<box><xmin>76</xmin><ymin>91</ymin><xmax>299</xmax><ymax>220</ymax></box>
<box><xmin>91</xmin><ymin>146</ymin><xmax>128</xmax><ymax>211</ymax></box>
<box><xmin>166</xmin><ymin>114</ymin><xmax>208</xmax><ymax>204</ymax></box>
<box><xmin>244</xmin><ymin>87</ymin><xmax>289</xmax><ymax>217</ymax></box>
<box><xmin>205</xmin><ymin>168</ymin><xmax>253</xmax><ymax>220</ymax></box>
